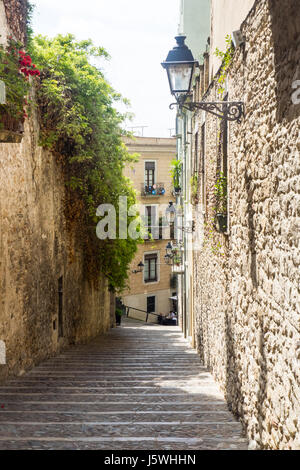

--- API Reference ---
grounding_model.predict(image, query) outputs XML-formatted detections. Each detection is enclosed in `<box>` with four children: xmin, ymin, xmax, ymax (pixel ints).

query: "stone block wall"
<box><xmin>0</xmin><ymin>115</ymin><xmax>111</xmax><ymax>382</ymax></box>
<box><xmin>193</xmin><ymin>0</ymin><xmax>300</xmax><ymax>449</ymax></box>
<box><xmin>0</xmin><ymin>1</ymin><xmax>111</xmax><ymax>382</ymax></box>
<box><xmin>1</xmin><ymin>0</ymin><xmax>27</xmax><ymax>44</ymax></box>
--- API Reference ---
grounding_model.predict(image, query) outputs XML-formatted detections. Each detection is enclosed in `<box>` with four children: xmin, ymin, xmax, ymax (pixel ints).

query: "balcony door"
<box><xmin>145</xmin><ymin>205</ymin><xmax>159</xmax><ymax>239</ymax></box>
<box><xmin>145</xmin><ymin>161</ymin><xmax>156</xmax><ymax>188</ymax></box>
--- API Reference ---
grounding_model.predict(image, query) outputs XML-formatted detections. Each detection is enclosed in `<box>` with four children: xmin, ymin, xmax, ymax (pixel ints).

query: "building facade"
<box><xmin>179</xmin><ymin>0</ymin><xmax>210</xmax><ymax>63</ymax></box>
<box><xmin>122</xmin><ymin>137</ymin><xmax>177</xmax><ymax>322</ymax></box>
<box><xmin>171</xmin><ymin>0</ymin><xmax>300</xmax><ymax>450</ymax></box>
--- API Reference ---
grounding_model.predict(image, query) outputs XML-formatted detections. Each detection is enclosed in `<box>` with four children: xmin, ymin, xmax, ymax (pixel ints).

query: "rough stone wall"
<box><xmin>193</xmin><ymin>0</ymin><xmax>300</xmax><ymax>450</ymax></box>
<box><xmin>0</xmin><ymin>1</ymin><xmax>111</xmax><ymax>383</ymax></box>
<box><xmin>2</xmin><ymin>0</ymin><xmax>27</xmax><ymax>43</ymax></box>
<box><xmin>0</xmin><ymin>113</ymin><xmax>111</xmax><ymax>382</ymax></box>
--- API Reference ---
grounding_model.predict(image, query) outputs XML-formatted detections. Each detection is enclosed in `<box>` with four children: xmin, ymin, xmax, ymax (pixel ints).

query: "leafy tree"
<box><xmin>28</xmin><ymin>34</ymin><xmax>142</xmax><ymax>291</ymax></box>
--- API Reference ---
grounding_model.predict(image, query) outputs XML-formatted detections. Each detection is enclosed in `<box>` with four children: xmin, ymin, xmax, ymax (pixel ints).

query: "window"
<box><xmin>145</xmin><ymin>161</ymin><xmax>155</xmax><ymax>187</ymax></box>
<box><xmin>145</xmin><ymin>206</ymin><xmax>158</xmax><ymax>239</ymax></box>
<box><xmin>147</xmin><ymin>296</ymin><xmax>156</xmax><ymax>314</ymax></box>
<box><xmin>58</xmin><ymin>276</ymin><xmax>63</xmax><ymax>337</ymax></box>
<box><xmin>144</xmin><ymin>253</ymin><xmax>158</xmax><ymax>283</ymax></box>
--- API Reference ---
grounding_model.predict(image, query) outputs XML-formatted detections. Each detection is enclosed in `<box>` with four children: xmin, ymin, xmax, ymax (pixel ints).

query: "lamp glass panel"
<box><xmin>168</xmin><ymin>64</ymin><xmax>193</xmax><ymax>93</ymax></box>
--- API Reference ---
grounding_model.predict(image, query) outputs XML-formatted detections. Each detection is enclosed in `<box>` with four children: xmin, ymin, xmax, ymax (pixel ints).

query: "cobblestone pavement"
<box><xmin>0</xmin><ymin>319</ymin><xmax>247</xmax><ymax>450</ymax></box>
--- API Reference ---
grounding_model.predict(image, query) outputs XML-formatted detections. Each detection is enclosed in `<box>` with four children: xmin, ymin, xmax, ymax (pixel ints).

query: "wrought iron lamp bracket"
<box><xmin>170</xmin><ymin>101</ymin><xmax>244</xmax><ymax>123</ymax></box>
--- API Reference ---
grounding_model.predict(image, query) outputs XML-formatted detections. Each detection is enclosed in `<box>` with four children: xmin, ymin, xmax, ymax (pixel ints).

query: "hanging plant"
<box><xmin>170</xmin><ymin>159</ymin><xmax>182</xmax><ymax>194</ymax></box>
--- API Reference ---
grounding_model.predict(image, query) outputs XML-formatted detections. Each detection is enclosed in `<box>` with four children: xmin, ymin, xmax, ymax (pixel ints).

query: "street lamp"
<box><xmin>166</xmin><ymin>241</ymin><xmax>173</xmax><ymax>257</ymax></box>
<box><xmin>165</xmin><ymin>203</ymin><xmax>195</xmax><ymax>233</ymax></box>
<box><xmin>162</xmin><ymin>35</ymin><xmax>243</xmax><ymax>122</ymax></box>
<box><xmin>165</xmin><ymin>201</ymin><xmax>176</xmax><ymax>224</ymax></box>
<box><xmin>132</xmin><ymin>261</ymin><xmax>144</xmax><ymax>274</ymax></box>
<box><xmin>161</xmin><ymin>36</ymin><xmax>198</xmax><ymax>105</ymax></box>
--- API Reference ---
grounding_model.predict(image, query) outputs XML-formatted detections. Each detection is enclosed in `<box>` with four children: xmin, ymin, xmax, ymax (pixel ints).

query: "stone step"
<box><xmin>0</xmin><ymin>402</ymin><xmax>229</xmax><ymax>412</ymax></box>
<box><xmin>24</xmin><ymin>370</ymin><xmax>208</xmax><ymax>376</ymax></box>
<box><xmin>0</xmin><ymin>319</ymin><xmax>246</xmax><ymax>449</ymax></box>
<box><xmin>0</xmin><ymin>437</ymin><xmax>248</xmax><ymax>451</ymax></box>
<box><xmin>0</xmin><ymin>422</ymin><xmax>244</xmax><ymax>439</ymax></box>
<box><xmin>5</xmin><ymin>377</ymin><xmax>213</xmax><ymax>386</ymax></box>
<box><xmin>0</xmin><ymin>385</ymin><xmax>218</xmax><ymax>394</ymax></box>
<box><xmin>0</xmin><ymin>411</ymin><xmax>234</xmax><ymax>423</ymax></box>
<box><xmin>0</xmin><ymin>392</ymin><xmax>224</xmax><ymax>403</ymax></box>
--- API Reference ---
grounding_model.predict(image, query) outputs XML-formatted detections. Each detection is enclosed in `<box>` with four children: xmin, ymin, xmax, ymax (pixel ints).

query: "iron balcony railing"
<box><xmin>143</xmin><ymin>225</ymin><xmax>175</xmax><ymax>241</ymax></box>
<box><xmin>141</xmin><ymin>183</ymin><xmax>166</xmax><ymax>197</ymax></box>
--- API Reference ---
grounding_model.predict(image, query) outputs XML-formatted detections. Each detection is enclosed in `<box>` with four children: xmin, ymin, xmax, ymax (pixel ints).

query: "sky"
<box><xmin>31</xmin><ymin>0</ymin><xmax>180</xmax><ymax>137</ymax></box>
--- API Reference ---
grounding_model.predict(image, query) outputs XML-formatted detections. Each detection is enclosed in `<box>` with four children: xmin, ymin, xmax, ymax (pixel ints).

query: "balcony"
<box><xmin>143</xmin><ymin>224</ymin><xmax>175</xmax><ymax>241</ymax></box>
<box><xmin>141</xmin><ymin>183</ymin><xmax>166</xmax><ymax>197</ymax></box>
<box><xmin>172</xmin><ymin>264</ymin><xmax>185</xmax><ymax>275</ymax></box>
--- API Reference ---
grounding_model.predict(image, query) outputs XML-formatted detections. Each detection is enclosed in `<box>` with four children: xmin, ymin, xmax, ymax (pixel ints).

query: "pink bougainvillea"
<box><xmin>18</xmin><ymin>50</ymin><xmax>40</xmax><ymax>77</ymax></box>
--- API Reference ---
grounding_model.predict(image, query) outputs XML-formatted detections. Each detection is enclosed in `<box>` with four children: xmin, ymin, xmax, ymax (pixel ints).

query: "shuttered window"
<box><xmin>144</xmin><ymin>254</ymin><xmax>158</xmax><ymax>283</ymax></box>
<box><xmin>145</xmin><ymin>161</ymin><xmax>155</xmax><ymax>187</ymax></box>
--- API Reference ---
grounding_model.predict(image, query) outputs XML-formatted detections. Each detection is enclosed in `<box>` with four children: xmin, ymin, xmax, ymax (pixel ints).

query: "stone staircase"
<box><xmin>0</xmin><ymin>319</ymin><xmax>247</xmax><ymax>450</ymax></box>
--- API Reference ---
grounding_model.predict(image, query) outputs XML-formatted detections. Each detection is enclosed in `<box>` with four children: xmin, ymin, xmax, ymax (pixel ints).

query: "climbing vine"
<box><xmin>214</xmin><ymin>34</ymin><xmax>234</xmax><ymax>97</ymax></box>
<box><xmin>190</xmin><ymin>173</ymin><xmax>199</xmax><ymax>205</ymax></box>
<box><xmin>27</xmin><ymin>34</ymin><xmax>142</xmax><ymax>291</ymax></box>
<box><xmin>214</xmin><ymin>171</ymin><xmax>227</xmax><ymax>214</ymax></box>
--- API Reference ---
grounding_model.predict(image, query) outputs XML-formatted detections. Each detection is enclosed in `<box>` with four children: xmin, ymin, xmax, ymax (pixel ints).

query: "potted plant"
<box><xmin>172</xmin><ymin>247</ymin><xmax>182</xmax><ymax>266</ymax></box>
<box><xmin>214</xmin><ymin>172</ymin><xmax>228</xmax><ymax>233</ymax></box>
<box><xmin>170</xmin><ymin>159</ymin><xmax>182</xmax><ymax>194</ymax></box>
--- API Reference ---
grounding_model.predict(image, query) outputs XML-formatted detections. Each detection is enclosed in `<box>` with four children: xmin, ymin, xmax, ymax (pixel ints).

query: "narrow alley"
<box><xmin>0</xmin><ymin>320</ymin><xmax>247</xmax><ymax>450</ymax></box>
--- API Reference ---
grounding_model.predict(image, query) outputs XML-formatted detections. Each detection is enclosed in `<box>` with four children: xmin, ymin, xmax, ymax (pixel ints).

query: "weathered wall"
<box><xmin>0</xmin><ymin>114</ymin><xmax>111</xmax><ymax>382</ymax></box>
<box><xmin>193</xmin><ymin>0</ymin><xmax>300</xmax><ymax>450</ymax></box>
<box><xmin>0</xmin><ymin>1</ymin><xmax>111</xmax><ymax>382</ymax></box>
<box><xmin>1</xmin><ymin>0</ymin><xmax>27</xmax><ymax>44</ymax></box>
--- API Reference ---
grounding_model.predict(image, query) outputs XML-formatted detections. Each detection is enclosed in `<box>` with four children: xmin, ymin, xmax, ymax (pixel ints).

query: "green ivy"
<box><xmin>190</xmin><ymin>173</ymin><xmax>198</xmax><ymax>204</ymax></box>
<box><xmin>214</xmin><ymin>34</ymin><xmax>234</xmax><ymax>98</ymax></box>
<box><xmin>214</xmin><ymin>171</ymin><xmax>227</xmax><ymax>214</ymax></box>
<box><xmin>28</xmin><ymin>34</ymin><xmax>142</xmax><ymax>292</ymax></box>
